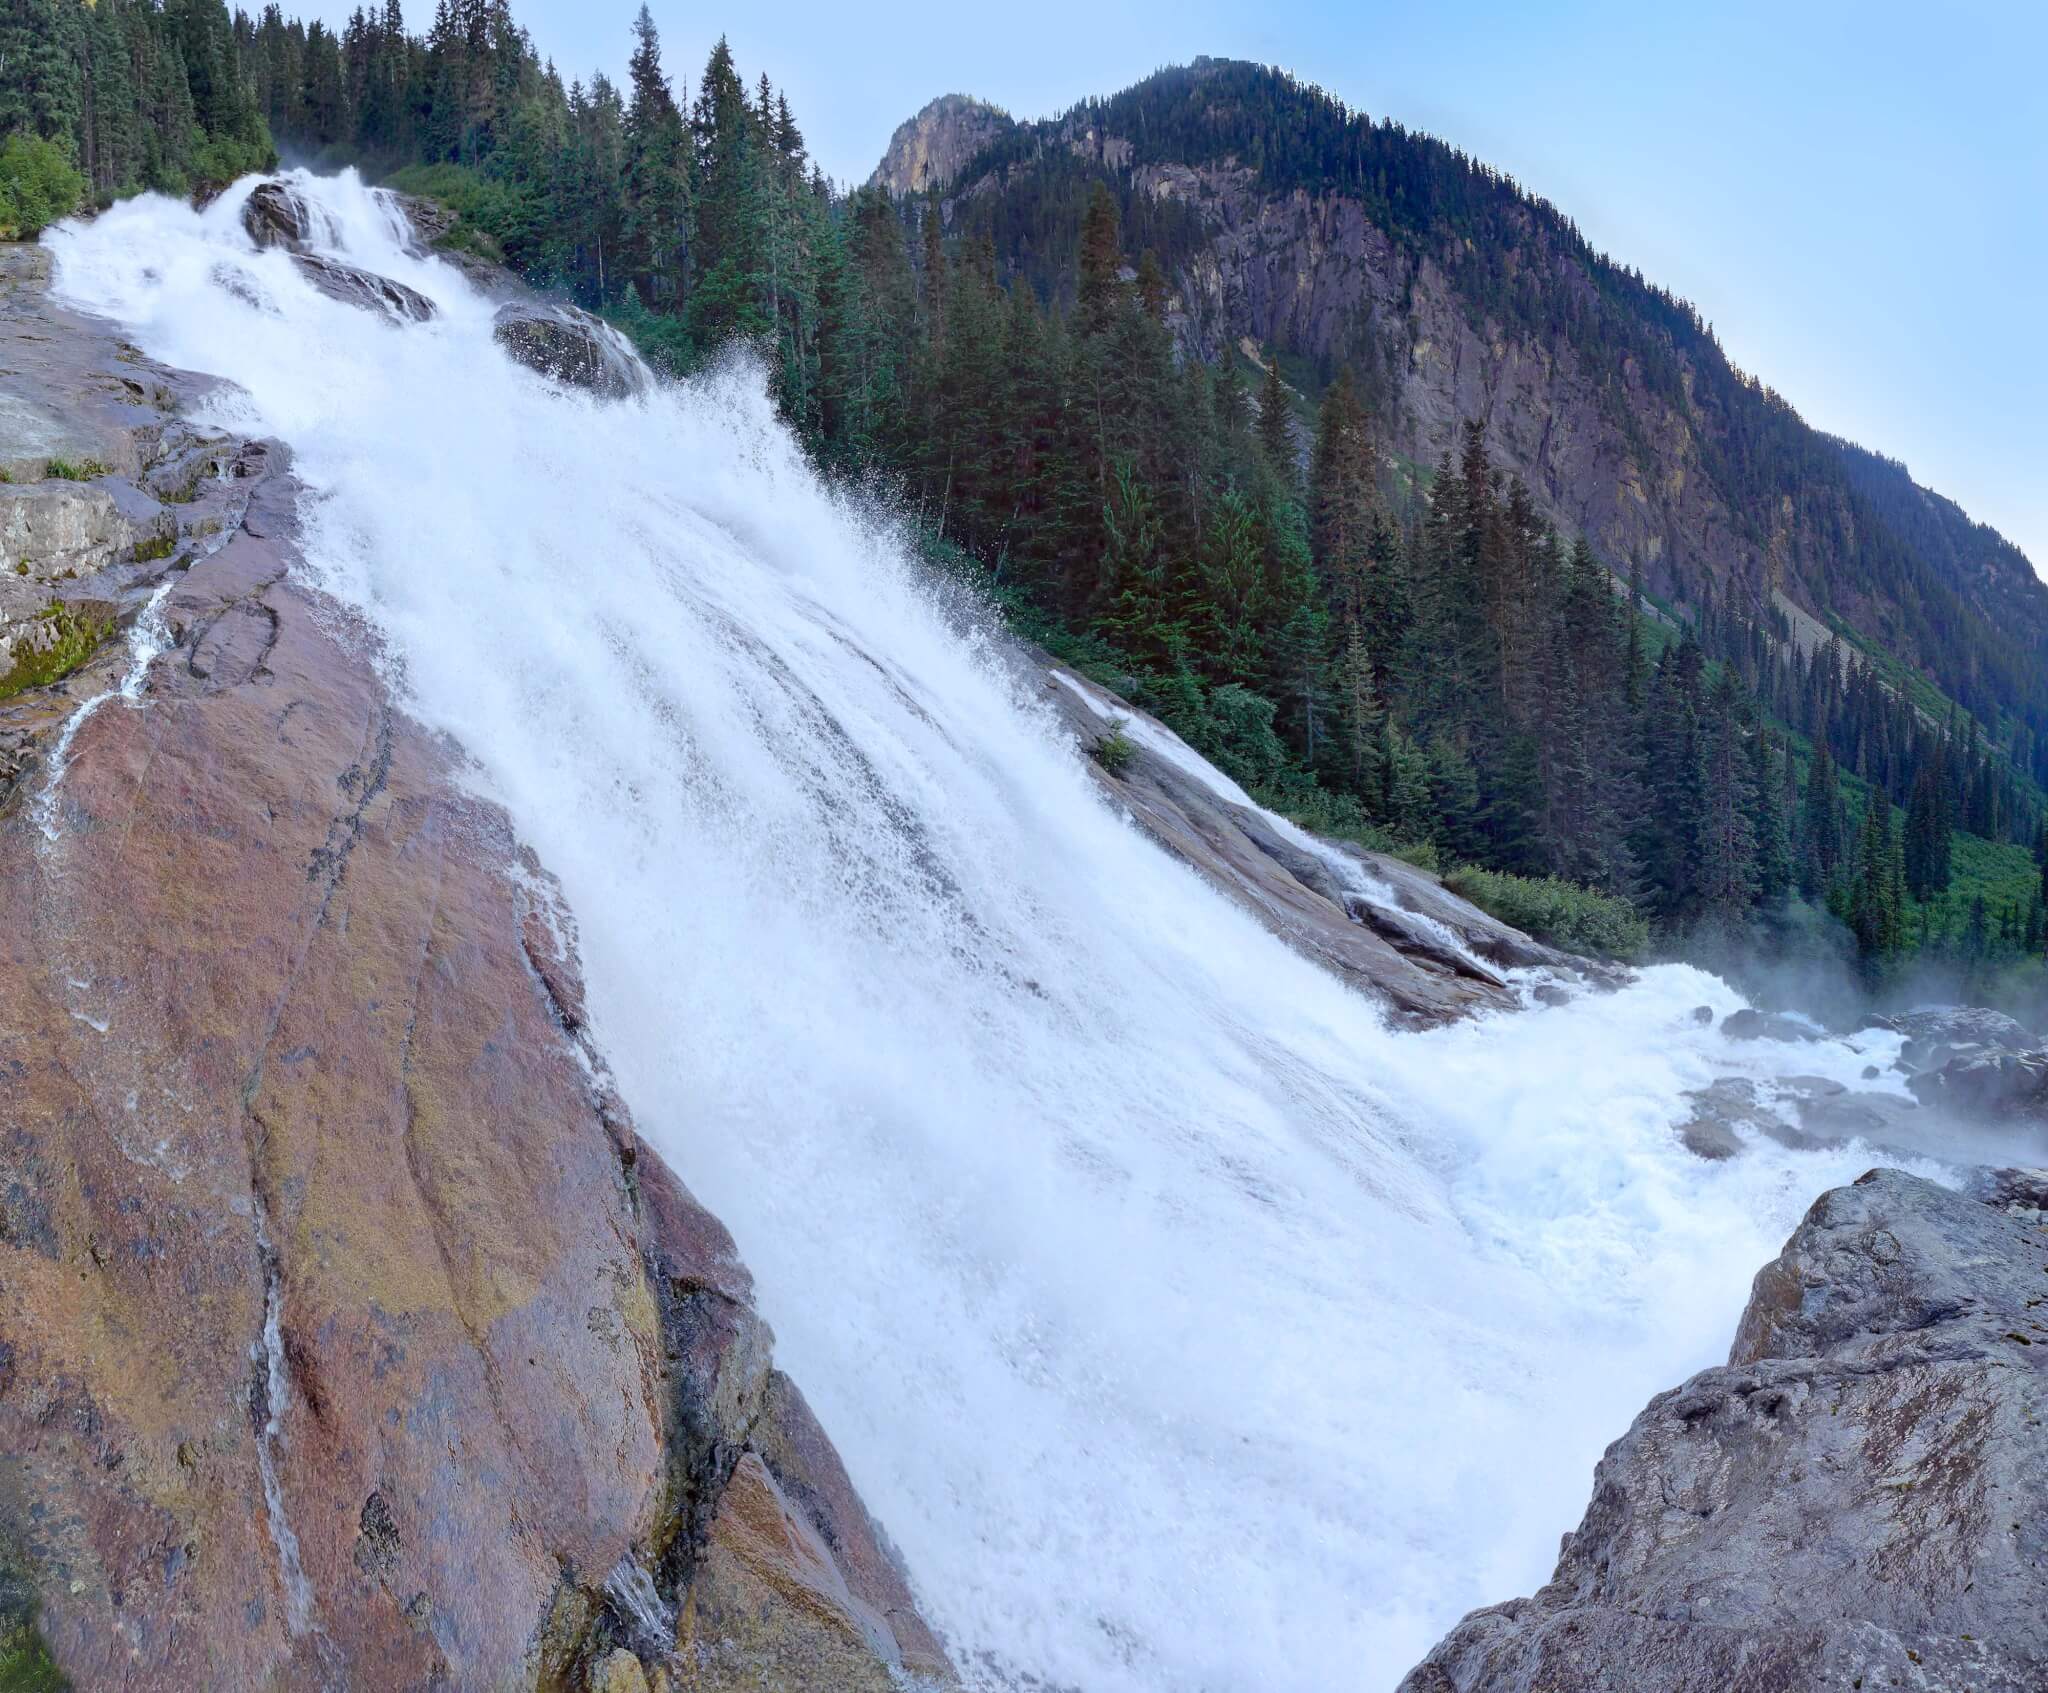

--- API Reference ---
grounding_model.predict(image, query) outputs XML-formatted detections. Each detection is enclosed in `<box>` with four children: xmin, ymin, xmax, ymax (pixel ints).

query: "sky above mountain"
<box><xmin>306</xmin><ymin>0</ymin><xmax>2045</xmax><ymax>573</ymax></box>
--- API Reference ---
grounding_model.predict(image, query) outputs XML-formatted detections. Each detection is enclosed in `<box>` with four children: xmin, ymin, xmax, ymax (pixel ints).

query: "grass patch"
<box><xmin>0</xmin><ymin>602</ymin><xmax>112</xmax><ymax>700</ymax></box>
<box><xmin>1444</xmin><ymin>864</ymin><xmax>1650</xmax><ymax>960</ymax></box>
<box><xmin>0</xmin><ymin>1553</ymin><xmax>67</xmax><ymax>1693</ymax></box>
<box><xmin>0</xmin><ymin>1618</ymin><xmax>66</xmax><ymax>1692</ymax></box>
<box><xmin>130</xmin><ymin>533</ymin><xmax>178</xmax><ymax>564</ymax></box>
<box><xmin>42</xmin><ymin>459</ymin><xmax>109</xmax><ymax>483</ymax></box>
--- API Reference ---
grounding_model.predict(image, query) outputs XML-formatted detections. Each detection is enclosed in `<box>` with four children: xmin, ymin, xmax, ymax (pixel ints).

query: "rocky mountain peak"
<box><xmin>870</xmin><ymin>93</ymin><xmax>1014</xmax><ymax>195</ymax></box>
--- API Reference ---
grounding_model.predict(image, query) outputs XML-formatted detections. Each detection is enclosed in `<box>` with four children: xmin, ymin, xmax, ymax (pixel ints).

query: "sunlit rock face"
<box><xmin>871</xmin><ymin>95</ymin><xmax>1015</xmax><ymax>195</ymax></box>
<box><xmin>0</xmin><ymin>190</ymin><xmax>941</xmax><ymax>1693</ymax></box>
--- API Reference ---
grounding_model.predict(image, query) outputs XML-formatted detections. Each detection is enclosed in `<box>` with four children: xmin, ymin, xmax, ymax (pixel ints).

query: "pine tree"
<box><xmin>1848</xmin><ymin>787</ymin><xmax>1905</xmax><ymax>968</ymax></box>
<box><xmin>686</xmin><ymin>37</ymin><xmax>770</xmax><ymax>342</ymax></box>
<box><xmin>621</xmin><ymin>4</ymin><xmax>689</xmax><ymax>308</ymax></box>
<box><xmin>1309</xmin><ymin>367</ymin><xmax>1373</xmax><ymax>631</ymax></box>
<box><xmin>1076</xmin><ymin>180</ymin><xmax>1122</xmax><ymax>332</ymax></box>
<box><xmin>0</xmin><ymin>0</ymin><xmax>84</xmax><ymax>144</ymax></box>
<box><xmin>1255</xmin><ymin>353</ymin><xmax>1294</xmax><ymax>482</ymax></box>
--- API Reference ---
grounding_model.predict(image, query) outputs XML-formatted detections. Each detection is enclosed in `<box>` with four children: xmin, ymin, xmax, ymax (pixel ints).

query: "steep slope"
<box><xmin>0</xmin><ymin>218</ymin><xmax>945</xmax><ymax>1693</ymax></box>
<box><xmin>910</xmin><ymin>58</ymin><xmax>2048</xmax><ymax>780</ymax></box>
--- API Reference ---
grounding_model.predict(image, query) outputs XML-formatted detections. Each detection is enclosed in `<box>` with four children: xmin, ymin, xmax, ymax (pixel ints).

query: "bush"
<box><xmin>189</xmin><ymin>129</ymin><xmax>276</xmax><ymax>194</ymax></box>
<box><xmin>1089</xmin><ymin>722</ymin><xmax>1136</xmax><ymax>776</ymax></box>
<box><xmin>0</xmin><ymin>132</ymin><xmax>85</xmax><ymax>241</ymax></box>
<box><xmin>385</xmin><ymin>163</ymin><xmax>522</xmax><ymax>264</ymax></box>
<box><xmin>1444</xmin><ymin>865</ymin><xmax>1650</xmax><ymax>961</ymax></box>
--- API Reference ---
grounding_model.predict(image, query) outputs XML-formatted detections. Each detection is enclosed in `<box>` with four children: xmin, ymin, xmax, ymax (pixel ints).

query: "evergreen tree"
<box><xmin>1076</xmin><ymin>180</ymin><xmax>1122</xmax><ymax>332</ymax></box>
<box><xmin>1255</xmin><ymin>353</ymin><xmax>1293</xmax><ymax>479</ymax></box>
<box><xmin>620</xmin><ymin>4</ymin><xmax>688</xmax><ymax>308</ymax></box>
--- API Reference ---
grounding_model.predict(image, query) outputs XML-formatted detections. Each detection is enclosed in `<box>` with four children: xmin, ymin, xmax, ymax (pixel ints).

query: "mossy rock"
<box><xmin>0</xmin><ymin>602</ymin><xmax>113</xmax><ymax>701</ymax></box>
<box><xmin>0</xmin><ymin>1543</ymin><xmax>66</xmax><ymax>1692</ymax></box>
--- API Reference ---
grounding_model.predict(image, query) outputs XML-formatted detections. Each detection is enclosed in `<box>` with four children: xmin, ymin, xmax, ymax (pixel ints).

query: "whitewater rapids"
<box><xmin>47</xmin><ymin>174</ymin><xmax>1959</xmax><ymax>1690</ymax></box>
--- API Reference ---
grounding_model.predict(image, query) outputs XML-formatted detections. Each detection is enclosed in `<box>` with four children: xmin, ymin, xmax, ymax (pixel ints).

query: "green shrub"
<box><xmin>189</xmin><ymin>130</ymin><xmax>275</xmax><ymax>194</ymax></box>
<box><xmin>1444</xmin><ymin>865</ymin><xmax>1650</xmax><ymax>961</ymax></box>
<box><xmin>0</xmin><ymin>132</ymin><xmax>85</xmax><ymax>241</ymax></box>
<box><xmin>1090</xmin><ymin>722</ymin><xmax>1136</xmax><ymax>776</ymax></box>
<box><xmin>385</xmin><ymin>163</ymin><xmax>522</xmax><ymax>263</ymax></box>
<box><xmin>0</xmin><ymin>602</ymin><xmax>112</xmax><ymax>700</ymax></box>
<box><xmin>1387</xmin><ymin>839</ymin><xmax>1441</xmax><ymax>874</ymax></box>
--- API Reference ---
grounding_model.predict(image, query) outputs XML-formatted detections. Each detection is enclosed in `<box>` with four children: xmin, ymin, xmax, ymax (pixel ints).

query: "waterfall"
<box><xmin>46</xmin><ymin>172</ymin><xmax>1957</xmax><ymax>1690</ymax></box>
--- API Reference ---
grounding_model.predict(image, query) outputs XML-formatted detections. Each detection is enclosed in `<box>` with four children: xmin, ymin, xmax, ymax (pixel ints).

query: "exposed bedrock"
<box><xmin>1038</xmin><ymin>663</ymin><xmax>1603</xmax><ymax>1025</ymax></box>
<box><xmin>1401</xmin><ymin>1167</ymin><xmax>2048</xmax><ymax>1692</ymax></box>
<box><xmin>0</xmin><ymin>245</ymin><xmax>944</xmax><ymax>1692</ymax></box>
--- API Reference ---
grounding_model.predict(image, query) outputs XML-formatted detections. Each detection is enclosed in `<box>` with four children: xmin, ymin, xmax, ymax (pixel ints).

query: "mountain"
<box><xmin>870</xmin><ymin>94</ymin><xmax>1014</xmax><ymax>195</ymax></box>
<box><xmin>901</xmin><ymin>58</ymin><xmax>2048</xmax><ymax>780</ymax></box>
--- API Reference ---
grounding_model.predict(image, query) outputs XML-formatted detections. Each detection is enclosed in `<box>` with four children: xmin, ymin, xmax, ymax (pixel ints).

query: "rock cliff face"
<box><xmin>870</xmin><ymin>95</ymin><xmax>1015</xmax><ymax>195</ymax></box>
<box><xmin>1401</xmin><ymin>1166</ymin><xmax>2048</xmax><ymax>1692</ymax></box>
<box><xmin>0</xmin><ymin>248</ymin><xmax>946</xmax><ymax>1690</ymax></box>
<box><xmin>965</xmin><ymin>143</ymin><xmax>1831</xmax><ymax>624</ymax></box>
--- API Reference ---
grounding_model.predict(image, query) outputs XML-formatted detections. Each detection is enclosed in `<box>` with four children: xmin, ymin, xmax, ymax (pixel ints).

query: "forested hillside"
<box><xmin>920</xmin><ymin>63</ymin><xmax>2048</xmax><ymax>782</ymax></box>
<box><xmin>7</xmin><ymin>4</ymin><xmax>2046</xmax><ymax>988</ymax></box>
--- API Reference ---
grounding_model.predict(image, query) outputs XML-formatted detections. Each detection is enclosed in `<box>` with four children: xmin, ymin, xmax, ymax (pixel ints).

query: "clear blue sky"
<box><xmin>315</xmin><ymin>0</ymin><xmax>2047</xmax><ymax>570</ymax></box>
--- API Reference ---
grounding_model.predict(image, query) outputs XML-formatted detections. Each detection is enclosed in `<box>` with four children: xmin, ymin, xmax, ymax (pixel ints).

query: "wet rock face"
<box><xmin>0</xmin><ymin>246</ymin><xmax>258</xmax><ymax>690</ymax></box>
<box><xmin>1911</xmin><ymin>1048</ymin><xmax>2048</xmax><ymax>1121</ymax></box>
<box><xmin>1400</xmin><ymin>1168</ymin><xmax>2048</xmax><ymax>1693</ymax></box>
<box><xmin>290</xmin><ymin>253</ymin><xmax>437</xmax><ymax>323</ymax></box>
<box><xmin>242</xmin><ymin>179</ymin><xmax>319</xmax><ymax>251</ymax></box>
<box><xmin>0</xmin><ymin>235</ymin><xmax>943</xmax><ymax>1693</ymax></box>
<box><xmin>1036</xmin><ymin>662</ymin><xmax>1599</xmax><ymax>1026</ymax></box>
<box><xmin>493</xmin><ymin>302</ymin><xmax>649</xmax><ymax>400</ymax></box>
<box><xmin>1718</xmin><ymin>1007</ymin><xmax>1815</xmax><ymax>1043</ymax></box>
<box><xmin>1880</xmin><ymin>1009</ymin><xmax>2048</xmax><ymax>1124</ymax></box>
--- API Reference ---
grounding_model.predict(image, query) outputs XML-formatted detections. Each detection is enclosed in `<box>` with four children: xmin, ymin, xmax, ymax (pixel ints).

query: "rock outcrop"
<box><xmin>1400</xmin><ymin>1166</ymin><xmax>2048</xmax><ymax>1692</ymax></box>
<box><xmin>0</xmin><ymin>248</ymin><xmax>945</xmax><ymax>1689</ymax></box>
<box><xmin>241</xmin><ymin>179</ymin><xmax>322</xmax><ymax>251</ymax></box>
<box><xmin>493</xmin><ymin>301</ymin><xmax>649</xmax><ymax>400</ymax></box>
<box><xmin>870</xmin><ymin>95</ymin><xmax>1015</xmax><ymax>196</ymax></box>
<box><xmin>290</xmin><ymin>252</ymin><xmax>437</xmax><ymax>323</ymax></box>
<box><xmin>1039</xmin><ymin>663</ymin><xmax>1598</xmax><ymax>1024</ymax></box>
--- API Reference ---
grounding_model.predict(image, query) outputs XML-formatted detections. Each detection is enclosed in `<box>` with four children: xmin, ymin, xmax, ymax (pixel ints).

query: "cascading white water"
<box><xmin>47</xmin><ymin>173</ymin><xmax>1965</xmax><ymax>1690</ymax></box>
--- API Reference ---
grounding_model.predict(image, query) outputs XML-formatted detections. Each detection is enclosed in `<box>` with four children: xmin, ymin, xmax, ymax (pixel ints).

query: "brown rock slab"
<box><xmin>0</xmin><ymin>261</ymin><xmax>945</xmax><ymax>1692</ymax></box>
<box><xmin>673</xmin><ymin>1453</ymin><xmax>898</xmax><ymax>1693</ymax></box>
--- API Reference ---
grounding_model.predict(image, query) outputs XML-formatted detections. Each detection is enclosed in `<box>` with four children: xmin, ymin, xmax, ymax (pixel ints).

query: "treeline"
<box><xmin>1</xmin><ymin>0</ymin><xmax>274</xmax><ymax>217</ymax></box>
<box><xmin>857</xmin><ymin>177</ymin><xmax>2048</xmax><ymax>966</ymax></box>
<box><xmin>13</xmin><ymin>3</ymin><xmax>2046</xmax><ymax>976</ymax></box>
